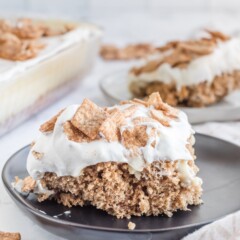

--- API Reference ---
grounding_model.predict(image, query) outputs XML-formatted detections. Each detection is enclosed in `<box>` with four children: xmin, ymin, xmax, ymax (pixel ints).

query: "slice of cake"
<box><xmin>128</xmin><ymin>31</ymin><xmax>240</xmax><ymax>107</ymax></box>
<box><xmin>16</xmin><ymin>93</ymin><xmax>202</xmax><ymax>219</ymax></box>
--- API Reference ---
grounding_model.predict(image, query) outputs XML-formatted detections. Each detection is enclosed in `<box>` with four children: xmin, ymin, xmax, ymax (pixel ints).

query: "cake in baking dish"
<box><xmin>16</xmin><ymin>93</ymin><xmax>203</xmax><ymax>218</ymax></box>
<box><xmin>128</xmin><ymin>31</ymin><xmax>240</xmax><ymax>107</ymax></box>
<box><xmin>0</xmin><ymin>18</ymin><xmax>102</xmax><ymax>136</ymax></box>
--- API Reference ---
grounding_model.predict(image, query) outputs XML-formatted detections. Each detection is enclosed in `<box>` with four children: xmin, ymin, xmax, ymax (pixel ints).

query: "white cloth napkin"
<box><xmin>182</xmin><ymin>211</ymin><xmax>240</xmax><ymax>240</ymax></box>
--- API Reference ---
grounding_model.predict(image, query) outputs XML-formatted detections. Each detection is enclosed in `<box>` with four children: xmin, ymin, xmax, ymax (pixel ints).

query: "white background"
<box><xmin>1</xmin><ymin>0</ymin><xmax>240</xmax><ymax>18</ymax></box>
<box><xmin>0</xmin><ymin>1</ymin><xmax>240</xmax><ymax>239</ymax></box>
<box><xmin>1</xmin><ymin>0</ymin><xmax>240</xmax><ymax>44</ymax></box>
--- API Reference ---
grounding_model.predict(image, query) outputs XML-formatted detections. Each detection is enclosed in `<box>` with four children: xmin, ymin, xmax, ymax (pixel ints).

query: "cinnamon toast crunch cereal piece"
<box><xmin>122</xmin><ymin>105</ymin><xmax>139</xmax><ymax>118</ymax></box>
<box><xmin>122</xmin><ymin>125</ymin><xmax>148</xmax><ymax>149</ymax></box>
<box><xmin>99</xmin><ymin>109</ymin><xmax>125</xmax><ymax>141</ymax></box>
<box><xmin>71</xmin><ymin>99</ymin><xmax>107</xmax><ymax>140</ymax></box>
<box><xmin>63</xmin><ymin>121</ymin><xmax>91</xmax><ymax>143</ymax></box>
<box><xmin>0</xmin><ymin>231</ymin><xmax>21</xmax><ymax>240</ymax></box>
<box><xmin>206</xmin><ymin>30</ymin><xmax>230</xmax><ymax>41</ymax></box>
<box><xmin>100</xmin><ymin>43</ymin><xmax>157</xmax><ymax>60</ymax></box>
<box><xmin>32</xmin><ymin>151</ymin><xmax>44</xmax><ymax>160</ymax></box>
<box><xmin>21</xmin><ymin>176</ymin><xmax>36</xmax><ymax>192</ymax></box>
<box><xmin>150</xmin><ymin>109</ymin><xmax>170</xmax><ymax>127</ymax></box>
<box><xmin>40</xmin><ymin>109</ymin><xmax>64</xmax><ymax>133</ymax></box>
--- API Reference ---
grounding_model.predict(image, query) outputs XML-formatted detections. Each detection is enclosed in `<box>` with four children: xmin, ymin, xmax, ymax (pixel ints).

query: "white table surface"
<box><xmin>1</xmin><ymin>12</ymin><xmax>240</xmax><ymax>240</ymax></box>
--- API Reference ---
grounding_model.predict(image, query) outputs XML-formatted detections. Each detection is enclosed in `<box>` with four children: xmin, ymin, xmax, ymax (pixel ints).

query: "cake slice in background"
<box><xmin>128</xmin><ymin>31</ymin><xmax>240</xmax><ymax>107</ymax></box>
<box><xmin>15</xmin><ymin>92</ymin><xmax>203</xmax><ymax>219</ymax></box>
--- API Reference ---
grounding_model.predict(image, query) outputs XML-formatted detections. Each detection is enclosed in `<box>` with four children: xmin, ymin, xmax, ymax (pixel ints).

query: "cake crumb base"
<box><xmin>129</xmin><ymin>70</ymin><xmax>240</xmax><ymax>107</ymax></box>
<box><xmin>128</xmin><ymin>221</ymin><xmax>136</xmax><ymax>230</ymax></box>
<box><xmin>20</xmin><ymin>160</ymin><xmax>202</xmax><ymax>219</ymax></box>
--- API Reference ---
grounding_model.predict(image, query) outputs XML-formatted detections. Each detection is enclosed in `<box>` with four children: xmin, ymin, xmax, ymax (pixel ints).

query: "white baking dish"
<box><xmin>0</xmin><ymin>19</ymin><xmax>102</xmax><ymax>136</ymax></box>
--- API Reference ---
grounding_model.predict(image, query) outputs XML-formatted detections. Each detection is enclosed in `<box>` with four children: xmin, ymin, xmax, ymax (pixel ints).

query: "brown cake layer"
<box><xmin>29</xmin><ymin>160</ymin><xmax>203</xmax><ymax>219</ymax></box>
<box><xmin>129</xmin><ymin>70</ymin><xmax>240</xmax><ymax>107</ymax></box>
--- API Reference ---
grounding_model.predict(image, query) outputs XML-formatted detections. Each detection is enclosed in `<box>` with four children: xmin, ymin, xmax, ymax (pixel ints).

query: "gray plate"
<box><xmin>2</xmin><ymin>134</ymin><xmax>240</xmax><ymax>240</ymax></box>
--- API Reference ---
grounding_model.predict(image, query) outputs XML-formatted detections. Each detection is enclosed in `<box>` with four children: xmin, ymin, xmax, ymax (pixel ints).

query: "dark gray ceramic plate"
<box><xmin>2</xmin><ymin>134</ymin><xmax>240</xmax><ymax>240</ymax></box>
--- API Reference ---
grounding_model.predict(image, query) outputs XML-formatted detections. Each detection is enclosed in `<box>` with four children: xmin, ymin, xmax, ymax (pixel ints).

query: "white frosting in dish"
<box><xmin>27</xmin><ymin>103</ymin><xmax>195</xmax><ymax>179</ymax></box>
<box><xmin>128</xmin><ymin>37</ymin><xmax>240</xmax><ymax>90</ymax></box>
<box><xmin>0</xmin><ymin>24</ymin><xmax>101</xmax><ymax>84</ymax></box>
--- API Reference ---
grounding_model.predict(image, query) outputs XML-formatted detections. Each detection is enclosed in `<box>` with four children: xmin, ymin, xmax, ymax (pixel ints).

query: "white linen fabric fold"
<box><xmin>182</xmin><ymin>211</ymin><xmax>240</xmax><ymax>240</ymax></box>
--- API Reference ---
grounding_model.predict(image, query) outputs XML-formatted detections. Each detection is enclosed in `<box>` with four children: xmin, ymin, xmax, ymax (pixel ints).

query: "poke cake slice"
<box><xmin>16</xmin><ymin>93</ymin><xmax>203</xmax><ymax>219</ymax></box>
<box><xmin>128</xmin><ymin>31</ymin><xmax>240</xmax><ymax>107</ymax></box>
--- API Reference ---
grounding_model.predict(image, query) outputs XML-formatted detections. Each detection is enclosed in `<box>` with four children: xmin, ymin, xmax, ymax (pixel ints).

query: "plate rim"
<box><xmin>2</xmin><ymin>133</ymin><xmax>240</xmax><ymax>233</ymax></box>
<box><xmin>99</xmin><ymin>69</ymin><xmax>130</xmax><ymax>104</ymax></box>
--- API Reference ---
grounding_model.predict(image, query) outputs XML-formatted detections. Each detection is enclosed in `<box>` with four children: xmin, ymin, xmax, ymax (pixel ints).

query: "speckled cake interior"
<box><xmin>15</xmin><ymin>93</ymin><xmax>203</xmax><ymax>218</ymax></box>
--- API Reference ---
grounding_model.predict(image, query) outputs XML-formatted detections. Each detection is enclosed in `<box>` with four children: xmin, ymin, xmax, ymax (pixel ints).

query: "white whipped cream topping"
<box><xmin>0</xmin><ymin>24</ymin><xmax>101</xmax><ymax>85</ymax></box>
<box><xmin>177</xmin><ymin>160</ymin><xmax>202</xmax><ymax>187</ymax></box>
<box><xmin>27</xmin><ymin>103</ymin><xmax>195</xmax><ymax>179</ymax></box>
<box><xmin>128</xmin><ymin>37</ymin><xmax>240</xmax><ymax>90</ymax></box>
